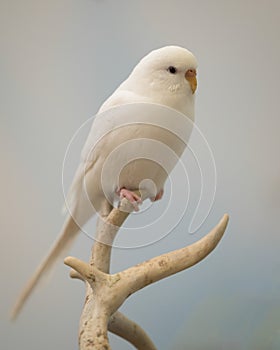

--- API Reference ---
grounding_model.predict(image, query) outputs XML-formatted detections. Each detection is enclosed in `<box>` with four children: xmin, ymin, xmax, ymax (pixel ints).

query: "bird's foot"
<box><xmin>117</xmin><ymin>188</ymin><xmax>142</xmax><ymax>211</ymax></box>
<box><xmin>150</xmin><ymin>189</ymin><xmax>164</xmax><ymax>202</ymax></box>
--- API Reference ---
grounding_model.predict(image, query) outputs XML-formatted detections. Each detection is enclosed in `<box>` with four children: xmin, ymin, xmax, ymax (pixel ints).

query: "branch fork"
<box><xmin>64</xmin><ymin>194</ymin><xmax>229</xmax><ymax>349</ymax></box>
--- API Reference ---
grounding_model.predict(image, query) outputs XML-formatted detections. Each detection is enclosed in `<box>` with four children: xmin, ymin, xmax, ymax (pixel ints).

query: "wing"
<box><xmin>65</xmin><ymin>89</ymin><xmax>145</xmax><ymax>215</ymax></box>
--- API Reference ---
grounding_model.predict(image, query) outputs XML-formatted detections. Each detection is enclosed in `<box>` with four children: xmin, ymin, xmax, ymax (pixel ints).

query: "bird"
<box><xmin>11</xmin><ymin>45</ymin><xmax>198</xmax><ymax>319</ymax></box>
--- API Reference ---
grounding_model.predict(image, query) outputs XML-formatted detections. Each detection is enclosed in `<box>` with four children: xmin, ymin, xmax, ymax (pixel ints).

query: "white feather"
<box><xmin>11</xmin><ymin>46</ymin><xmax>198</xmax><ymax>319</ymax></box>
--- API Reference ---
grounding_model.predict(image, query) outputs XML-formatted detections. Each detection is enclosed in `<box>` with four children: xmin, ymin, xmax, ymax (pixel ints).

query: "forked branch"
<box><xmin>65</xmin><ymin>193</ymin><xmax>229</xmax><ymax>350</ymax></box>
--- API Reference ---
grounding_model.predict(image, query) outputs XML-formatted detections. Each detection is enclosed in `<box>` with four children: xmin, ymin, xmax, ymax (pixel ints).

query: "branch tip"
<box><xmin>64</xmin><ymin>257</ymin><xmax>92</xmax><ymax>281</ymax></box>
<box><xmin>69</xmin><ymin>269</ymin><xmax>85</xmax><ymax>281</ymax></box>
<box><xmin>114</xmin><ymin>214</ymin><xmax>229</xmax><ymax>296</ymax></box>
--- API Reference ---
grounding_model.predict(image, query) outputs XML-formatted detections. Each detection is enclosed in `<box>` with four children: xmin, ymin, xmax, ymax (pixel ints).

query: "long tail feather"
<box><xmin>11</xmin><ymin>215</ymin><xmax>80</xmax><ymax>320</ymax></box>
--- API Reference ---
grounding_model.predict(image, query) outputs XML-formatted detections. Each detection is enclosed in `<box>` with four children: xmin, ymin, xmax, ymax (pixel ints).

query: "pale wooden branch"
<box><xmin>69</xmin><ymin>268</ymin><xmax>84</xmax><ymax>281</ymax></box>
<box><xmin>69</xmin><ymin>193</ymin><xmax>157</xmax><ymax>350</ymax></box>
<box><xmin>64</xmin><ymin>257</ymin><xmax>106</xmax><ymax>283</ymax></box>
<box><xmin>113</xmin><ymin>214</ymin><xmax>229</xmax><ymax>298</ymax></box>
<box><xmin>65</xmin><ymin>193</ymin><xmax>229</xmax><ymax>350</ymax></box>
<box><xmin>70</xmin><ymin>277</ymin><xmax>156</xmax><ymax>350</ymax></box>
<box><xmin>108</xmin><ymin>311</ymin><xmax>157</xmax><ymax>350</ymax></box>
<box><xmin>66</xmin><ymin>214</ymin><xmax>229</xmax><ymax>315</ymax></box>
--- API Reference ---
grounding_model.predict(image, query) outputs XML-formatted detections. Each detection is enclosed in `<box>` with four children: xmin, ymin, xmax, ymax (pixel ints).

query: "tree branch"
<box><xmin>68</xmin><ymin>194</ymin><xmax>157</xmax><ymax>349</ymax></box>
<box><xmin>116</xmin><ymin>214</ymin><xmax>229</xmax><ymax>297</ymax></box>
<box><xmin>65</xmin><ymin>199</ymin><xmax>229</xmax><ymax>349</ymax></box>
<box><xmin>109</xmin><ymin>311</ymin><xmax>157</xmax><ymax>350</ymax></box>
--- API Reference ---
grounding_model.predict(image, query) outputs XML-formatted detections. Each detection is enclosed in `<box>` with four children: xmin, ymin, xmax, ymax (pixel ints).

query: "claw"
<box><xmin>151</xmin><ymin>189</ymin><xmax>164</xmax><ymax>202</ymax></box>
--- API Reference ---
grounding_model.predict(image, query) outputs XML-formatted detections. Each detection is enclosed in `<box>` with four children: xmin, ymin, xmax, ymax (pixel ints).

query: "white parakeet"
<box><xmin>12</xmin><ymin>46</ymin><xmax>198</xmax><ymax>318</ymax></box>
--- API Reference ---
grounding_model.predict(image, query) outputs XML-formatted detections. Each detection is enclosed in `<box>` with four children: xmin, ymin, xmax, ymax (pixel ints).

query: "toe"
<box><xmin>119</xmin><ymin>188</ymin><xmax>142</xmax><ymax>211</ymax></box>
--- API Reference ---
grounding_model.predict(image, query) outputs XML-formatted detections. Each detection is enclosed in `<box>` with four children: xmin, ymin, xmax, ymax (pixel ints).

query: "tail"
<box><xmin>10</xmin><ymin>215</ymin><xmax>80</xmax><ymax>320</ymax></box>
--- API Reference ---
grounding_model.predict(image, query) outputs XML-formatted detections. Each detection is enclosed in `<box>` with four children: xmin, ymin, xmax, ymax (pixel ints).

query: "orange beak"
<box><xmin>185</xmin><ymin>69</ymin><xmax>197</xmax><ymax>94</ymax></box>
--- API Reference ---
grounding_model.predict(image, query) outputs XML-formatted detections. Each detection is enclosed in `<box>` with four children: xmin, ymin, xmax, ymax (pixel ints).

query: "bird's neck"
<box><xmin>118</xmin><ymin>78</ymin><xmax>195</xmax><ymax>120</ymax></box>
<box><xmin>147</xmin><ymin>90</ymin><xmax>195</xmax><ymax>121</ymax></box>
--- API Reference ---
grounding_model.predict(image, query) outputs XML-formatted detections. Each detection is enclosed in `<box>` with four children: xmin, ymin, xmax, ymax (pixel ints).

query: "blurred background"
<box><xmin>1</xmin><ymin>0</ymin><xmax>280</xmax><ymax>349</ymax></box>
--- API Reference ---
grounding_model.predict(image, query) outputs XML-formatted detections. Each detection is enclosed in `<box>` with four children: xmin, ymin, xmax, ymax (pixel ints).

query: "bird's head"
<box><xmin>123</xmin><ymin>46</ymin><xmax>198</xmax><ymax>100</ymax></box>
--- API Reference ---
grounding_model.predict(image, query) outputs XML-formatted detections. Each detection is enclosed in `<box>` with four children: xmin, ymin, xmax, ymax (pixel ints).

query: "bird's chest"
<box><xmin>100</xmin><ymin>124</ymin><xmax>186</xmax><ymax>197</ymax></box>
<box><xmin>87</xmin><ymin>103</ymin><xmax>193</xmax><ymax>200</ymax></box>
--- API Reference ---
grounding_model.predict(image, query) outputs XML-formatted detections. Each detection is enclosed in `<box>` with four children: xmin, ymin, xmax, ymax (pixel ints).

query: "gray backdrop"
<box><xmin>1</xmin><ymin>0</ymin><xmax>280</xmax><ymax>349</ymax></box>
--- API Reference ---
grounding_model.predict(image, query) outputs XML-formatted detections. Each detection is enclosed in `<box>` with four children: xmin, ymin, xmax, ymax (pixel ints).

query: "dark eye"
<box><xmin>167</xmin><ymin>66</ymin><xmax>177</xmax><ymax>74</ymax></box>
